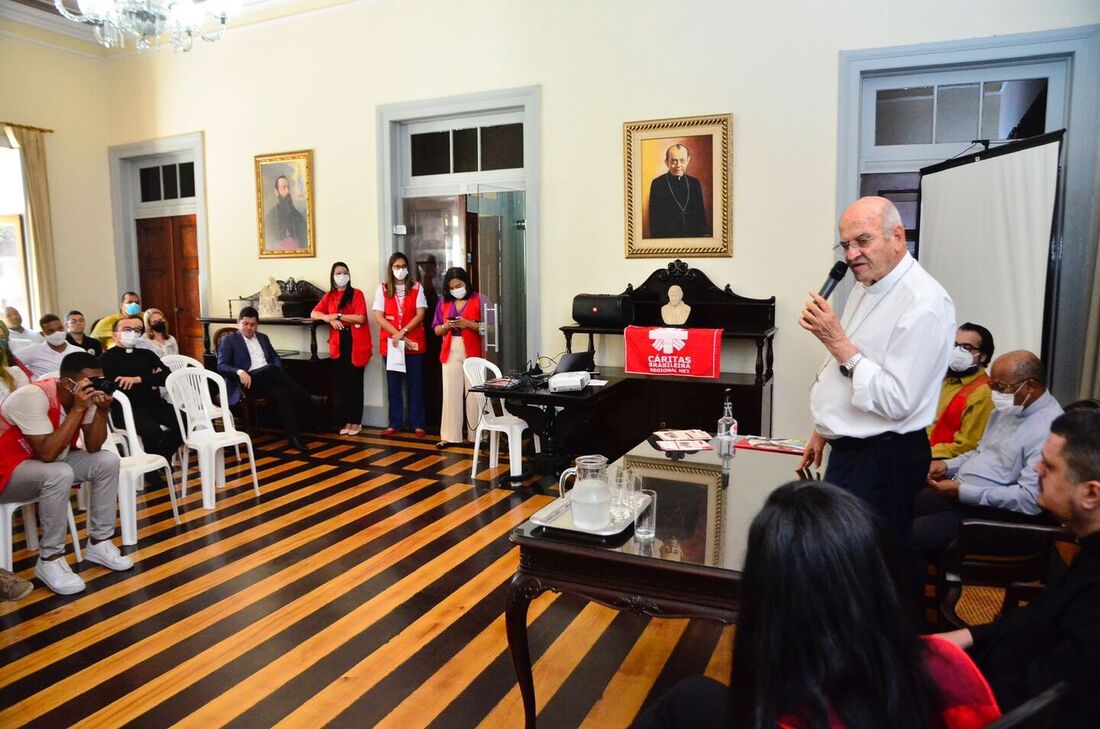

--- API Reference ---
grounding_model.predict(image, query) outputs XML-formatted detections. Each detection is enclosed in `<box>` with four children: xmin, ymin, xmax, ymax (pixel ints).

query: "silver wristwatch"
<box><xmin>839</xmin><ymin>352</ymin><xmax>864</xmax><ymax>378</ymax></box>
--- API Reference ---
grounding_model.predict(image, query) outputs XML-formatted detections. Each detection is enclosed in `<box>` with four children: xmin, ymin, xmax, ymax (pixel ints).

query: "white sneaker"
<box><xmin>84</xmin><ymin>539</ymin><xmax>134</xmax><ymax>571</ymax></box>
<box><xmin>35</xmin><ymin>557</ymin><xmax>86</xmax><ymax>595</ymax></box>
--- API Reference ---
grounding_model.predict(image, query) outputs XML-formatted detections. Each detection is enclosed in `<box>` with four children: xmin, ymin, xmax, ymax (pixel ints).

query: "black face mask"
<box><xmin>151</xmin><ymin>321</ymin><xmax>167</xmax><ymax>334</ymax></box>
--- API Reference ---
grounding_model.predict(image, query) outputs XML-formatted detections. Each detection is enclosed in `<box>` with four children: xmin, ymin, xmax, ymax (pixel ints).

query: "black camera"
<box><xmin>89</xmin><ymin>377</ymin><xmax>119</xmax><ymax>395</ymax></box>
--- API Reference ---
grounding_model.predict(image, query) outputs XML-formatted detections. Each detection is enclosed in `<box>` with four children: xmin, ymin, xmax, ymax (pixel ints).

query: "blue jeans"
<box><xmin>386</xmin><ymin>353</ymin><xmax>425</xmax><ymax>430</ymax></box>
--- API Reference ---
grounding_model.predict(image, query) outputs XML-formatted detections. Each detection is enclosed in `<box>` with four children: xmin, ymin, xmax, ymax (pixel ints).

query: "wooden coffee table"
<box><xmin>504</xmin><ymin>439</ymin><xmax>803</xmax><ymax>727</ymax></box>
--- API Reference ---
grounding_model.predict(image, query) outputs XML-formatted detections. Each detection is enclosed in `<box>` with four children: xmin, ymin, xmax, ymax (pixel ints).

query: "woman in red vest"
<box><xmin>311</xmin><ymin>261</ymin><xmax>372</xmax><ymax>435</ymax></box>
<box><xmin>373</xmin><ymin>252</ymin><xmax>427</xmax><ymax>437</ymax></box>
<box><xmin>431</xmin><ymin>267</ymin><xmax>482</xmax><ymax>449</ymax></box>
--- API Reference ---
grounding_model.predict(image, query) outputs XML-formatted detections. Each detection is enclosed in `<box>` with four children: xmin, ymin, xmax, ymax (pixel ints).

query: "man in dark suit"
<box><xmin>937</xmin><ymin>409</ymin><xmax>1100</xmax><ymax>726</ymax></box>
<box><xmin>647</xmin><ymin>143</ymin><xmax>709</xmax><ymax>239</ymax></box>
<box><xmin>216</xmin><ymin>306</ymin><xmax>318</xmax><ymax>453</ymax></box>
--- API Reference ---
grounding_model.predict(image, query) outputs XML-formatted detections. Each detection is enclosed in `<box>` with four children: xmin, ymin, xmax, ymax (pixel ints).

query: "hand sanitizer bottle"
<box><xmin>717</xmin><ymin>388</ymin><xmax>737</xmax><ymax>457</ymax></box>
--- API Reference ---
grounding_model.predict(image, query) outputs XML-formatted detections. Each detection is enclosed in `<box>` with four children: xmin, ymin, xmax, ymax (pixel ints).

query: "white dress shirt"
<box><xmin>242</xmin><ymin>334</ymin><xmax>268</xmax><ymax>372</ymax></box>
<box><xmin>13</xmin><ymin>341</ymin><xmax>84</xmax><ymax>378</ymax></box>
<box><xmin>946</xmin><ymin>390</ymin><xmax>1063</xmax><ymax>515</ymax></box>
<box><xmin>811</xmin><ymin>253</ymin><xmax>955</xmax><ymax>439</ymax></box>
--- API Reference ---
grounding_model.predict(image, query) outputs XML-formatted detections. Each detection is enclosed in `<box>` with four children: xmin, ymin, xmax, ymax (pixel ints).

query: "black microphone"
<box><xmin>817</xmin><ymin>261</ymin><xmax>849</xmax><ymax>299</ymax></box>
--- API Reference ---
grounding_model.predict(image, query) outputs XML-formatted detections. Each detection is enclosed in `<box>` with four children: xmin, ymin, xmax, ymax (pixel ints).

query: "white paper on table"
<box><xmin>386</xmin><ymin>339</ymin><xmax>407</xmax><ymax>372</ymax></box>
<box><xmin>589</xmin><ymin>379</ymin><xmax>609</xmax><ymax>386</ymax></box>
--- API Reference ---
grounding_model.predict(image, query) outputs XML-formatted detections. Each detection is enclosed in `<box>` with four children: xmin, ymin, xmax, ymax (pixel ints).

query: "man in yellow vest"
<box><xmin>927</xmin><ymin>323</ymin><xmax>995</xmax><ymax>460</ymax></box>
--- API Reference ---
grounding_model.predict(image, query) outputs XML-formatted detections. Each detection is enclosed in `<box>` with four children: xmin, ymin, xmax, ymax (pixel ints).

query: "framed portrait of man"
<box><xmin>624</xmin><ymin>114</ymin><xmax>732</xmax><ymax>258</ymax></box>
<box><xmin>255</xmin><ymin>150</ymin><xmax>315</xmax><ymax>259</ymax></box>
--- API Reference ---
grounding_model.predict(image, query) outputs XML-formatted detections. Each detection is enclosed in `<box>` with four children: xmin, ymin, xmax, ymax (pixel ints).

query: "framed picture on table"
<box><xmin>622</xmin><ymin>455</ymin><xmax>725</xmax><ymax>566</ymax></box>
<box><xmin>255</xmin><ymin>150</ymin><xmax>315</xmax><ymax>259</ymax></box>
<box><xmin>624</xmin><ymin>114</ymin><xmax>732</xmax><ymax>258</ymax></box>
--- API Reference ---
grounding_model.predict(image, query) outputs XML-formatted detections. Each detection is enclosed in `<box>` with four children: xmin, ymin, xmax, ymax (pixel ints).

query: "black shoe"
<box><xmin>288</xmin><ymin>436</ymin><xmax>310</xmax><ymax>454</ymax></box>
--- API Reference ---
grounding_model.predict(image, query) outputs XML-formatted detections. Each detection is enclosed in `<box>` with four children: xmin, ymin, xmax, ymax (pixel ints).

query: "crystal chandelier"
<box><xmin>53</xmin><ymin>0</ymin><xmax>239</xmax><ymax>52</ymax></box>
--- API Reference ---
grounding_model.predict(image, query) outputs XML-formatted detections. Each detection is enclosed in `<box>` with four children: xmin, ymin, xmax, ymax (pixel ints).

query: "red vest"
<box><xmin>381</xmin><ymin>282</ymin><xmax>427</xmax><ymax>357</ymax></box>
<box><xmin>439</xmin><ymin>293</ymin><xmax>483</xmax><ymax>363</ymax></box>
<box><xmin>0</xmin><ymin>380</ymin><xmax>79</xmax><ymax>493</ymax></box>
<box><xmin>313</xmin><ymin>288</ymin><xmax>373</xmax><ymax>367</ymax></box>
<box><xmin>929</xmin><ymin>372</ymin><xmax>991</xmax><ymax>447</ymax></box>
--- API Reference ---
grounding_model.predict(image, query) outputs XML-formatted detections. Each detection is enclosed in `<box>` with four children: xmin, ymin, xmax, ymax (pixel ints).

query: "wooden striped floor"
<box><xmin>0</xmin><ymin>428</ymin><xmax>733</xmax><ymax>728</ymax></box>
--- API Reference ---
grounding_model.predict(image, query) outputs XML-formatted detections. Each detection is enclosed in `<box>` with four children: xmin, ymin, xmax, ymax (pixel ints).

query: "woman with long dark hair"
<box><xmin>311</xmin><ymin>261</ymin><xmax>371</xmax><ymax>435</ymax></box>
<box><xmin>431</xmin><ymin>267</ymin><xmax>481</xmax><ymax>448</ymax></box>
<box><xmin>632</xmin><ymin>481</ymin><xmax>1000</xmax><ymax>729</ymax></box>
<box><xmin>373</xmin><ymin>251</ymin><xmax>427</xmax><ymax>437</ymax></box>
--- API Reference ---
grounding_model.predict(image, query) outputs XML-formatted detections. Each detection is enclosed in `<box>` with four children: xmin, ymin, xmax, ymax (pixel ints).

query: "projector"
<box><xmin>548</xmin><ymin>371</ymin><xmax>591</xmax><ymax>393</ymax></box>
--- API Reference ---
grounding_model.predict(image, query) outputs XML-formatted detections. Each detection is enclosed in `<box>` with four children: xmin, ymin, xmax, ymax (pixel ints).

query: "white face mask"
<box><xmin>451</xmin><ymin>286</ymin><xmax>466</xmax><ymax>300</ymax></box>
<box><xmin>393</xmin><ymin>267</ymin><xmax>409</xmax><ymax>281</ymax></box>
<box><xmin>45</xmin><ymin>331</ymin><xmax>68</xmax><ymax>347</ymax></box>
<box><xmin>333</xmin><ymin>273</ymin><xmax>351</xmax><ymax>287</ymax></box>
<box><xmin>947</xmin><ymin>346</ymin><xmax>977</xmax><ymax>373</ymax></box>
<box><xmin>991</xmin><ymin>389</ymin><xmax>1025</xmax><ymax>417</ymax></box>
<box><xmin>120</xmin><ymin>331</ymin><xmax>140</xmax><ymax>349</ymax></box>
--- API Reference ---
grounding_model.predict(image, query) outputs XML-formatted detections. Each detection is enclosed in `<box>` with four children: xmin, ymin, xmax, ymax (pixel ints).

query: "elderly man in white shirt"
<box><xmin>13</xmin><ymin>314</ymin><xmax>83</xmax><ymax>379</ymax></box>
<box><xmin>913</xmin><ymin>351</ymin><xmax>1063</xmax><ymax>557</ymax></box>
<box><xmin>799</xmin><ymin>196</ymin><xmax>955</xmax><ymax>541</ymax></box>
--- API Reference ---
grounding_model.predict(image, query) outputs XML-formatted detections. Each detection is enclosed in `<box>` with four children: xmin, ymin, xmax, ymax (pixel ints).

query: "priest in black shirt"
<box><xmin>647</xmin><ymin>143</ymin><xmax>709</xmax><ymax>239</ymax></box>
<box><xmin>937</xmin><ymin>409</ymin><xmax>1100</xmax><ymax>727</ymax></box>
<box><xmin>100</xmin><ymin>316</ymin><xmax>182</xmax><ymax>462</ymax></box>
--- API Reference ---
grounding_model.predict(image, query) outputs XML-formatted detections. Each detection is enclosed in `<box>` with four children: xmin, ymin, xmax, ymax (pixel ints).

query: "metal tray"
<box><xmin>529</xmin><ymin>493</ymin><xmax>650</xmax><ymax>537</ymax></box>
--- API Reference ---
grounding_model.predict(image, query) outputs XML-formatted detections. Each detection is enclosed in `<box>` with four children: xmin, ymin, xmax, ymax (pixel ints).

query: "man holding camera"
<box><xmin>100</xmin><ymin>316</ymin><xmax>183</xmax><ymax>463</ymax></box>
<box><xmin>0</xmin><ymin>352</ymin><xmax>132</xmax><ymax>595</ymax></box>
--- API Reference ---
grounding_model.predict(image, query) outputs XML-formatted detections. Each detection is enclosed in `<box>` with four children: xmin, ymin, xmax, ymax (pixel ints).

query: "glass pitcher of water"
<box><xmin>559</xmin><ymin>455</ymin><xmax>611</xmax><ymax>530</ymax></box>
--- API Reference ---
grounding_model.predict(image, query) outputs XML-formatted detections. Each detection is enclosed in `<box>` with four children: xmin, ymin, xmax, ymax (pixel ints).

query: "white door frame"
<box><xmin>108</xmin><ymin>132</ymin><xmax>211</xmax><ymax>315</ymax></box>
<box><xmin>376</xmin><ymin>86</ymin><xmax>542</xmax><ymax>358</ymax></box>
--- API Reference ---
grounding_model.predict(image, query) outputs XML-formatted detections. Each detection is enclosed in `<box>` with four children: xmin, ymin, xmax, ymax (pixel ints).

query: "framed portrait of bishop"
<box><xmin>624</xmin><ymin>114</ymin><xmax>732</xmax><ymax>258</ymax></box>
<box><xmin>255</xmin><ymin>150</ymin><xmax>315</xmax><ymax>259</ymax></box>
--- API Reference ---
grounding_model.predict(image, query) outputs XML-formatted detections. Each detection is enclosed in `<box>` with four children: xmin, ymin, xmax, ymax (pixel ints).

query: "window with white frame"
<box><xmin>858</xmin><ymin>59</ymin><xmax>1068</xmax><ymax>251</ymax></box>
<box><xmin>0</xmin><ymin>147</ymin><xmax>32</xmax><ymax>320</ymax></box>
<box><xmin>400</xmin><ymin>110</ymin><xmax>525</xmax><ymax>195</ymax></box>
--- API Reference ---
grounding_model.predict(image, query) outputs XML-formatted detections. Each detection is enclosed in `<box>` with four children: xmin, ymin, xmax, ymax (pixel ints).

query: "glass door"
<box><xmin>469</xmin><ymin>185</ymin><xmax>527</xmax><ymax>374</ymax></box>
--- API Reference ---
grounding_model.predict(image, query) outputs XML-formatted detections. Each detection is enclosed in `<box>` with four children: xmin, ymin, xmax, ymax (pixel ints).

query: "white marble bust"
<box><xmin>660</xmin><ymin>284</ymin><xmax>691</xmax><ymax>325</ymax></box>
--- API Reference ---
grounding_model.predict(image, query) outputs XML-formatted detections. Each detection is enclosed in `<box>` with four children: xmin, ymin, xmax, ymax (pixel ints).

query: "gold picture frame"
<box><xmin>622</xmin><ymin>454</ymin><xmax>726</xmax><ymax>566</ymax></box>
<box><xmin>255</xmin><ymin>150</ymin><xmax>315</xmax><ymax>259</ymax></box>
<box><xmin>624</xmin><ymin>114</ymin><xmax>732</xmax><ymax>258</ymax></box>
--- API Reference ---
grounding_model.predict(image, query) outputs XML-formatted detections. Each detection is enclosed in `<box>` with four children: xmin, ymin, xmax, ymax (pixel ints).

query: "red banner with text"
<box><xmin>624</xmin><ymin>326</ymin><xmax>722</xmax><ymax>379</ymax></box>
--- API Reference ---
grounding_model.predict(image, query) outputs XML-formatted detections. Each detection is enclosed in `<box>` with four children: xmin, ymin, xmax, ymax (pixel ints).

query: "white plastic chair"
<box><xmin>160</xmin><ymin>354</ymin><xmax>239</xmax><ymax>462</ymax></box>
<box><xmin>166</xmin><ymin>368</ymin><xmax>260</xmax><ymax>510</ymax></box>
<box><xmin>462</xmin><ymin>357</ymin><xmax>538</xmax><ymax>479</ymax></box>
<box><xmin>110</xmin><ymin>390</ymin><xmax>181</xmax><ymax>545</ymax></box>
<box><xmin>1</xmin><ymin>498</ymin><xmax>82</xmax><ymax>571</ymax></box>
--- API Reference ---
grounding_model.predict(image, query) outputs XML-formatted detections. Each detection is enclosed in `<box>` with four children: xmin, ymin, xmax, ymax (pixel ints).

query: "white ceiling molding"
<box><xmin>0</xmin><ymin>1</ymin><xmax>99</xmax><ymax>44</ymax></box>
<box><xmin>0</xmin><ymin>0</ymin><xmax>368</xmax><ymax>56</ymax></box>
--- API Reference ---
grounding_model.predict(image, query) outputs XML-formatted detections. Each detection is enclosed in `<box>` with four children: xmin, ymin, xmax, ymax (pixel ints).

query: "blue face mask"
<box><xmin>123</xmin><ymin>302</ymin><xmax>141</xmax><ymax>316</ymax></box>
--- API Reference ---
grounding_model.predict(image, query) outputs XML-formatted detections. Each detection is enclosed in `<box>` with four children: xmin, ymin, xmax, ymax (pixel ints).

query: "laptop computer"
<box><xmin>552</xmin><ymin>350</ymin><xmax>595</xmax><ymax>375</ymax></box>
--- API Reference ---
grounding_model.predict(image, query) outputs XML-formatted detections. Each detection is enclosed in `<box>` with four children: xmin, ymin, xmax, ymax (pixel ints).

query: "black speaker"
<box><xmin>572</xmin><ymin>294</ymin><xmax>635</xmax><ymax>328</ymax></box>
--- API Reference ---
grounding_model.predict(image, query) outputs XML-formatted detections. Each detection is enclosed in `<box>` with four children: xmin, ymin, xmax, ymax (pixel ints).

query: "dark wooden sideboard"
<box><xmin>561</xmin><ymin>260</ymin><xmax>776</xmax><ymax>447</ymax></box>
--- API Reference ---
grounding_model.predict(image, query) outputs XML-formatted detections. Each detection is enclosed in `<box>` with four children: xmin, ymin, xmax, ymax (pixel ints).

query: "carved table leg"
<box><xmin>765</xmin><ymin>336</ymin><xmax>774</xmax><ymax>381</ymax></box>
<box><xmin>754</xmin><ymin>337</ymin><xmax>765</xmax><ymax>383</ymax></box>
<box><xmin>507</xmin><ymin>571</ymin><xmax>547</xmax><ymax>729</ymax></box>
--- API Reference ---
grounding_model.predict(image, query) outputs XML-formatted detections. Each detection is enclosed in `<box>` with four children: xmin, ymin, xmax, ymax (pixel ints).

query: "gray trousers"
<box><xmin>0</xmin><ymin>449</ymin><xmax>120</xmax><ymax>559</ymax></box>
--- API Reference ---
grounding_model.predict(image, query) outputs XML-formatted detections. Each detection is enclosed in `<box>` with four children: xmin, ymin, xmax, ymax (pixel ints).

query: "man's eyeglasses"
<box><xmin>955</xmin><ymin>342</ymin><xmax>982</xmax><ymax>354</ymax></box>
<box><xmin>834</xmin><ymin>233</ymin><xmax>881</xmax><ymax>253</ymax></box>
<box><xmin>120</xmin><ymin>327</ymin><xmax>145</xmax><ymax>335</ymax></box>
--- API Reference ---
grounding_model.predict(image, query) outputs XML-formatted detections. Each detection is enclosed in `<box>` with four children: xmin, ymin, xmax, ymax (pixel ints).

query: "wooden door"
<box><xmin>135</xmin><ymin>214</ymin><xmax>203</xmax><ymax>359</ymax></box>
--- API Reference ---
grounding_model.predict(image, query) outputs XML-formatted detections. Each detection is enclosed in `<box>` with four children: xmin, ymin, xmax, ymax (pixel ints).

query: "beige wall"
<box><xmin>6</xmin><ymin>0</ymin><xmax>1100</xmax><ymax>432</ymax></box>
<box><xmin>0</xmin><ymin>36</ymin><xmax>114</xmax><ymax>320</ymax></box>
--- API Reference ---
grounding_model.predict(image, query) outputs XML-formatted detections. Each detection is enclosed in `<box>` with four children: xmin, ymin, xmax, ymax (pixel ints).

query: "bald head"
<box><xmin>992</xmin><ymin>350</ymin><xmax>1045</xmax><ymax>385</ymax></box>
<box><xmin>837</xmin><ymin>197</ymin><xmax>907</xmax><ymax>285</ymax></box>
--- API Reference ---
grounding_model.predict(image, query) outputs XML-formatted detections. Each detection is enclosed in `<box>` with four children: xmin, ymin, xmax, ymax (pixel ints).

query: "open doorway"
<box><xmin>399</xmin><ymin>188</ymin><xmax>527</xmax><ymax>428</ymax></box>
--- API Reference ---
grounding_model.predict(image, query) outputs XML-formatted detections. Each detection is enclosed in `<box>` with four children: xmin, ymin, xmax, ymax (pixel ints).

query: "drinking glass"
<box><xmin>635</xmin><ymin>489</ymin><xmax>656</xmax><ymax>540</ymax></box>
<box><xmin>609</xmin><ymin>467</ymin><xmax>638</xmax><ymax>522</ymax></box>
